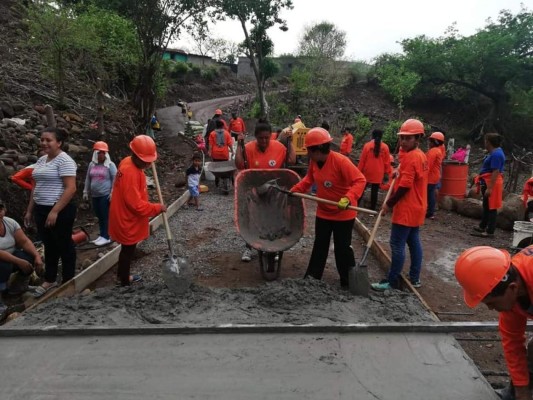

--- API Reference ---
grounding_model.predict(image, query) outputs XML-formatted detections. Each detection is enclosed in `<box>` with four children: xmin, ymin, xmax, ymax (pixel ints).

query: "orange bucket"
<box><xmin>439</xmin><ymin>162</ymin><xmax>469</xmax><ymax>199</ymax></box>
<box><xmin>71</xmin><ymin>227</ymin><xmax>90</xmax><ymax>245</ymax></box>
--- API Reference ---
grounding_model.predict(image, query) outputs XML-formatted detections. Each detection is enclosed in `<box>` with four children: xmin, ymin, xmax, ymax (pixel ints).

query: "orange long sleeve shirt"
<box><xmin>339</xmin><ymin>133</ymin><xmax>353</xmax><ymax>156</ymax></box>
<box><xmin>358</xmin><ymin>140</ymin><xmax>392</xmax><ymax>184</ymax></box>
<box><xmin>291</xmin><ymin>151</ymin><xmax>366</xmax><ymax>221</ymax></box>
<box><xmin>391</xmin><ymin>148</ymin><xmax>428</xmax><ymax>227</ymax></box>
<box><xmin>522</xmin><ymin>178</ymin><xmax>533</xmax><ymax>207</ymax></box>
<box><xmin>10</xmin><ymin>167</ymin><xmax>34</xmax><ymax>190</ymax></box>
<box><xmin>109</xmin><ymin>157</ymin><xmax>162</xmax><ymax>245</ymax></box>
<box><xmin>499</xmin><ymin>246</ymin><xmax>533</xmax><ymax>387</ymax></box>
<box><xmin>209</xmin><ymin>130</ymin><xmax>233</xmax><ymax>161</ymax></box>
<box><xmin>426</xmin><ymin>147</ymin><xmax>444</xmax><ymax>185</ymax></box>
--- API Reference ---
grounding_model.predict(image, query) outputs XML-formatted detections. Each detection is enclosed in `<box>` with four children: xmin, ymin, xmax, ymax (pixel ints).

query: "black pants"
<box><xmin>117</xmin><ymin>243</ymin><xmax>137</xmax><ymax>286</ymax></box>
<box><xmin>305</xmin><ymin>217</ymin><xmax>355</xmax><ymax>286</ymax></box>
<box><xmin>34</xmin><ymin>203</ymin><xmax>76</xmax><ymax>283</ymax></box>
<box><xmin>479</xmin><ymin>186</ymin><xmax>498</xmax><ymax>234</ymax></box>
<box><xmin>361</xmin><ymin>183</ymin><xmax>379</xmax><ymax>211</ymax></box>
<box><xmin>0</xmin><ymin>249</ymin><xmax>34</xmax><ymax>286</ymax></box>
<box><xmin>526</xmin><ymin>200</ymin><xmax>533</xmax><ymax>221</ymax></box>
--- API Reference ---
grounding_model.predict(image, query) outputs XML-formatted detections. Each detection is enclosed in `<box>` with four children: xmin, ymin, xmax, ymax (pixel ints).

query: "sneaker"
<box><xmin>241</xmin><ymin>248</ymin><xmax>253</xmax><ymax>262</ymax></box>
<box><xmin>94</xmin><ymin>237</ymin><xmax>112</xmax><ymax>246</ymax></box>
<box><xmin>411</xmin><ymin>280</ymin><xmax>422</xmax><ymax>288</ymax></box>
<box><xmin>473</xmin><ymin>226</ymin><xmax>485</xmax><ymax>233</ymax></box>
<box><xmin>91</xmin><ymin>236</ymin><xmax>103</xmax><ymax>244</ymax></box>
<box><xmin>371</xmin><ymin>280</ymin><xmax>392</xmax><ymax>291</ymax></box>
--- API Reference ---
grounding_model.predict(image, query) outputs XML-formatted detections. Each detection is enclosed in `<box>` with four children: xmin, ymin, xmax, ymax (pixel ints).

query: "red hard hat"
<box><xmin>454</xmin><ymin>246</ymin><xmax>511</xmax><ymax>308</ymax></box>
<box><xmin>129</xmin><ymin>135</ymin><xmax>157</xmax><ymax>162</ymax></box>
<box><xmin>93</xmin><ymin>141</ymin><xmax>109</xmax><ymax>152</ymax></box>
<box><xmin>215</xmin><ymin>109</ymin><xmax>222</xmax><ymax>115</ymax></box>
<box><xmin>398</xmin><ymin>119</ymin><xmax>425</xmax><ymax>136</ymax></box>
<box><xmin>304</xmin><ymin>127</ymin><xmax>332</xmax><ymax>148</ymax></box>
<box><xmin>429</xmin><ymin>132</ymin><xmax>445</xmax><ymax>142</ymax></box>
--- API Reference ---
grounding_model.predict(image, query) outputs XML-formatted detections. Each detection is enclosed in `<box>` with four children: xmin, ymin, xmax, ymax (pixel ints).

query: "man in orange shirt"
<box><xmin>208</xmin><ymin>119</ymin><xmax>234</xmax><ymax>188</ymax></box>
<box><xmin>109</xmin><ymin>135</ymin><xmax>167</xmax><ymax>286</ymax></box>
<box><xmin>372</xmin><ymin>119</ymin><xmax>428</xmax><ymax>291</ymax></box>
<box><xmin>358</xmin><ymin>129</ymin><xmax>392</xmax><ymax>210</ymax></box>
<box><xmin>291</xmin><ymin>127</ymin><xmax>366</xmax><ymax>288</ymax></box>
<box><xmin>455</xmin><ymin>245</ymin><xmax>533</xmax><ymax>400</ymax></box>
<box><xmin>426</xmin><ymin>132</ymin><xmax>445</xmax><ymax>219</ymax></box>
<box><xmin>235</xmin><ymin>119</ymin><xmax>295</xmax><ymax>261</ymax></box>
<box><xmin>339</xmin><ymin>127</ymin><xmax>354</xmax><ymax>157</ymax></box>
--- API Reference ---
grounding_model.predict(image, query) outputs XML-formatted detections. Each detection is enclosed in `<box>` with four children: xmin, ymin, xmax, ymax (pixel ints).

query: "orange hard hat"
<box><xmin>454</xmin><ymin>246</ymin><xmax>511</xmax><ymax>308</ymax></box>
<box><xmin>93</xmin><ymin>141</ymin><xmax>109</xmax><ymax>152</ymax></box>
<box><xmin>304</xmin><ymin>127</ymin><xmax>332</xmax><ymax>148</ymax></box>
<box><xmin>429</xmin><ymin>132</ymin><xmax>445</xmax><ymax>142</ymax></box>
<box><xmin>398</xmin><ymin>119</ymin><xmax>425</xmax><ymax>136</ymax></box>
<box><xmin>129</xmin><ymin>135</ymin><xmax>157</xmax><ymax>162</ymax></box>
<box><xmin>215</xmin><ymin>109</ymin><xmax>222</xmax><ymax>115</ymax></box>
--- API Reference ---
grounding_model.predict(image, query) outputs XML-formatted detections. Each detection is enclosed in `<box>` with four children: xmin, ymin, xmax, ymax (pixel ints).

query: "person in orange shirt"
<box><xmin>208</xmin><ymin>119</ymin><xmax>234</xmax><ymax>188</ymax></box>
<box><xmin>358</xmin><ymin>129</ymin><xmax>392</xmax><ymax>210</ymax></box>
<box><xmin>229</xmin><ymin>112</ymin><xmax>246</xmax><ymax>140</ymax></box>
<box><xmin>235</xmin><ymin>119</ymin><xmax>296</xmax><ymax>261</ymax></box>
<box><xmin>372</xmin><ymin>119</ymin><xmax>428</xmax><ymax>291</ymax></box>
<box><xmin>339</xmin><ymin>127</ymin><xmax>354</xmax><ymax>157</ymax></box>
<box><xmin>291</xmin><ymin>127</ymin><xmax>366</xmax><ymax>288</ymax></box>
<box><xmin>455</xmin><ymin>245</ymin><xmax>533</xmax><ymax>400</ymax></box>
<box><xmin>10</xmin><ymin>164</ymin><xmax>35</xmax><ymax>190</ymax></box>
<box><xmin>426</xmin><ymin>132</ymin><xmax>445</xmax><ymax>219</ymax></box>
<box><xmin>109</xmin><ymin>135</ymin><xmax>167</xmax><ymax>286</ymax></box>
<box><xmin>522</xmin><ymin>177</ymin><xmax>533</xmax><ymax>222</ymax></box>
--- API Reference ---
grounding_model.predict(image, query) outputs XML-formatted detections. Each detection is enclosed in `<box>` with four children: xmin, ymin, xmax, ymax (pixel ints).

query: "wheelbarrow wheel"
<box><xmin>258</xmin><ymin>251</ymin><xmax>282</xmax><ymax>281</ymax></box>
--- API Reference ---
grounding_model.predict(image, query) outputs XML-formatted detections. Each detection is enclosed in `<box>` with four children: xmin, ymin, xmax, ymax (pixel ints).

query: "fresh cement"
<box><xmin>10</xmin><ymin>181</ymin><xmax>433</xmax><ymax>327</ymax></box>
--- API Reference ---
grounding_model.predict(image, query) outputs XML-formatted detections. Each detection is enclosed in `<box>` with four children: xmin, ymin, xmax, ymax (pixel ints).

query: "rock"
<box><xmin>497</xmin><ymin>194</ymin><xmax>525</xmax><ymax>231</ymax></box>
<box><xmin>12</xmin><ymin>103</ymin><xmax>25</xmax><ymax>113</ymax></box>
<box><xmin>0</xmin><ymin>162</ymin><xmax>8</xmax><ymax>180</ymax></box>
<box><xmin>81</xmin><ymin>288</ymin><xmax>92</xmax><ymax>296</ymax></box>
<box><xmin>0</xmin><ymin>101</ymin><xmax>14</xmax><ymax>118</ymax></box>
<box><xmin>456</xmin><ymin>198</ymin><xmax>483</xmax><ymax>219</ymax></box>
<box><xmin>82</xmin><ymin>258</ymin><xmax>93</xmax><ymax>269</ymax></box>
<box><xmin>438</xmin><ymin>195</ymin><xmax>457</xmax><ymax>211</ymax></box>
<box><xmin>175</xmin><ymin>172</ymin><xmax>187</xmax><ymax>188</ymax></box>
<box><xmin>467</xmin><ymin>186</ymin><xmax>482</xmax><ymax>200</ymax></box>
<box><xmin>65</xmin><ymin>144</ymin><xmax>89</xmax><ymax>154</ymax></box>
<box><xmin>70</xmin><ymin>125</ymin><xmax>82</xmax><ymax>135</ymax></box>
<box><xmin>0</xmin><ymin>156</ymin><xmax>15</xmax><ymax>165</ymax></box>
<box><xmin>34</xmin><ymin>124</ymin><xmax>45</xmax><ymax>131</ymax></box>
<box><xmin>63</xmin><ymin>112</ymin><xmax>83</xmax><ymax>123</ymax></box>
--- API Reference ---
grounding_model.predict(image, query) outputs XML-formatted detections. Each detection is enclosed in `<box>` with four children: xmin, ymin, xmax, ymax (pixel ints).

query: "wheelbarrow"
<box><xmin>206</xmin><ymin>160</ymin><xmax>236</xmax><ymax>195</ymax></box>
<box><xmin>235</xmin><ymin>169</ymin><xmax>305</xmax><ymax>281</ymax></box>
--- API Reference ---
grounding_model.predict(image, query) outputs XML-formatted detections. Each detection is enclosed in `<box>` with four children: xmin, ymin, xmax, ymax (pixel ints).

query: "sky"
<box><xmin>175</xmin><ymin>0</ymin><xmax>530</xmax><ymax>62</ymax></box>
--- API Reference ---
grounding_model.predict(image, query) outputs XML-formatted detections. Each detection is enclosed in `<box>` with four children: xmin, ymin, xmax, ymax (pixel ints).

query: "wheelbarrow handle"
<box><xmin>290</xmin><ymin>192</ymin><xmax>378</xmax><ymax>215</ymax></box>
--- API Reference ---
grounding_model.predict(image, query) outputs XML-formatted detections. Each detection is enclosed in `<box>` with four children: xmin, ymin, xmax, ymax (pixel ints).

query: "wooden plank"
<box><xmin>2</xmin><ymin>321</ymin><xmax>530</xmax><ymax>338</ymax></box>
<box><xmin>353</xmin><ymin>218</ymin><xmax>440</xmax><ymax>322</ymax></box>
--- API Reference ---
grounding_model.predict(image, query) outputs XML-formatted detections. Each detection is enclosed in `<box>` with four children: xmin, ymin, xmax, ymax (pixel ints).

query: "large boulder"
<box><xmin>497</xmin><ymin>194</ymin><xmax>526</xmax><ymax>231</ymax></box>
<box><xmin>438</xmin><ymin>195</ymin><xmax>458</xmax><ymax>211</ymax></box>
<box><xmin>0</xmin><ymin>101</ymin><xmax>15</xmax><ymax>118</ymax></box>
<box><xmin>456</xmin><ymin>198</ymin><xmax>483</xmax><ymax>219</ymax></box>
<box><xmin>467</xmin><ymin>186</ymin><xmax>482</xmax><ymax>200</ymax></box>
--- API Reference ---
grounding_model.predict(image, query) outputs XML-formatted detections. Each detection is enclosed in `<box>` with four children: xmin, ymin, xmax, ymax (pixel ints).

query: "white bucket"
<box><xmin>203</xmin><ymin>162</ymin><xmax>215</xmax><ymax>181</ymax></box>
<box><xmin>512</xmin><ymin>221</ymin><xmax>533</xmax><ymax>248</ymax></box>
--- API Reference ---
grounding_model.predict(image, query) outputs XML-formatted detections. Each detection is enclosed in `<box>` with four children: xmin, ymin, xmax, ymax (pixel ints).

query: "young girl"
<box><xmin>186</xmin><ymin>154</ymin><xmax>203</xmax><ymax>211</ymax></box>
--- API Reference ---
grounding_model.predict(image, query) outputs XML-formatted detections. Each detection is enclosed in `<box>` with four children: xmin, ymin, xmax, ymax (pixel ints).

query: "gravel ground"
<box><xmin>10</xmin><ymin>181</ymin><xmax>433</xmax><ymax>327</ymax></box>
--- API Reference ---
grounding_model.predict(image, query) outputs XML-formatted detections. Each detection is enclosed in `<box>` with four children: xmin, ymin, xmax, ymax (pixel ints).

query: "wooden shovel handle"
<box><xmin>366</xmin><ymin>177</ymin><xmax>397</xmax><ymax>247</ymax></box>
<box><xmin>290</xmin><ymin>192</ymin><xmax>378</xmax><ymax>215</ymax></box>
<box><xmin>151</xmin><ymin>162</ymin><xmax>172</xmax><ymax>241</ymax></box>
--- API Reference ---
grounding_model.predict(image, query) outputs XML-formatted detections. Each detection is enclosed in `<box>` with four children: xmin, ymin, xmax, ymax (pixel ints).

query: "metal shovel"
<box><xmin>151</xmin><ymin>163</ymin><xmax>191</xmax><ymax>294</ymax></box>
<box><xmin>256</xmin><ymin>179</ymin><xmax>378</xmax><ymax>215</ymax></box>
<box><xmin>348</xmin><ymin>178</ymin><xmax>397</xmax><ymax>296</ymax></box>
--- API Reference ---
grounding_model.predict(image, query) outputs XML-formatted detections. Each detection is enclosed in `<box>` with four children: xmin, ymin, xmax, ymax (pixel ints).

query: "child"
<box><xmin>186</xmin><ymin>154</ymin><xmax>203</xmax><ymax>211</ymax></box>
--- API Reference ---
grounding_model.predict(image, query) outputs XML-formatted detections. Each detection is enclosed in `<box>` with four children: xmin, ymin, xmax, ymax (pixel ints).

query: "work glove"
<box><xmin>338</xmin><ymin>197</ymin><xmax>350</xmax><ymax>210</ymax></box>
<box><xmin>82</xmin><ymin>192</ymin><xmax>89</xmax><ymax>201</ymax></box>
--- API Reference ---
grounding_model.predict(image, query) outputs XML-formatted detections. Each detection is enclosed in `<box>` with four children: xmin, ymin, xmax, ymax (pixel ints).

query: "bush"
<box><xmin>383</xmin><ymin>120</ymin><xmax>402</xmax><ymax>150</ymax></box>
<box><xmin>171</xmin><ymin>61</ymin><xmax>191</xmax><ymax>77</ymax></box>
<box><xmin>248</xmin><ymin>101</ymin><xmax>261</xmax><ymax>119</ymax></box>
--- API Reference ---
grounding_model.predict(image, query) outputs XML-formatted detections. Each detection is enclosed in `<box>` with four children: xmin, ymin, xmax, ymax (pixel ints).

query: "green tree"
<box><xmin>218</xmin><ymin>0</ymin><xmax>293</xmax><ymax>118</ymax></box>
<box><xmin>299</xmin><ymin>21</ymin><xmax>346</xmax><ymax>59</ymax></box>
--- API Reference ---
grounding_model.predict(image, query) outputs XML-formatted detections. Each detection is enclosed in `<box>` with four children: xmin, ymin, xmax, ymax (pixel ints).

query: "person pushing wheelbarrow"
<box><xmin>289</xmin><ymin>127</ymin><xmax>366</xmax><ymax>289</ymax></box>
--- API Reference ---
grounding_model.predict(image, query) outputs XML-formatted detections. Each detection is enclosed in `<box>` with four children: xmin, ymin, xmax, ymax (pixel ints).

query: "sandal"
<box><xmin>115</xmin><ymin>274</ymin><xmax>143</xmax><ymax>287</ymax></box>
<box><xmin>31</xmin><ymin>282</ymin><xmax>58</xmax><ymax>298</ymax></box>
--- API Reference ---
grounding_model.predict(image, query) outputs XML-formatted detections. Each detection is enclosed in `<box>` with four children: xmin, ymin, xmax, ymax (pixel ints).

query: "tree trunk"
<box><xmin>133</xmin><ymin>62</ymin><xmax>157</xmax><ymax>126</ymax></box>
<box><xmin>44</xmin><ymin>104</ymin><xmax>56</xmax><ymax>128</ymax></box>
<box><xmin>258</xmin><ymin>79</ymin><xmax>269</xmax><ymax>119</ymax></box>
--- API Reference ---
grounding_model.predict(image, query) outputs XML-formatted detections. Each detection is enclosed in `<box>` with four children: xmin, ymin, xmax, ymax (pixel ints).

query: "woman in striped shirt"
<box><xmin>24</xmin><ymin>127</ymin><xmax>77</xmax><ymax>298</ymax></box>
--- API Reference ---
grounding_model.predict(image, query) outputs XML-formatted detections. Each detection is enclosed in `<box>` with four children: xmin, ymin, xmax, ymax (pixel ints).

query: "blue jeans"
<box><xmin>427</xmin><ymin>184</ymin><xmax>437</xmax><ymax>217</ymax></box>
<box><xmin>0</xmin><ymin>249</ymin><xmax>34</xmax><ymax>289</ymax></box>
<box><xmin>92</xmin><ymin>196</ymin><xmax>110</xmax><ymax>239</ymax></box>
<box><xmin>387</xmin><ymin>223</ymin><xmax>423</xmax><ymax>287</ymax></box>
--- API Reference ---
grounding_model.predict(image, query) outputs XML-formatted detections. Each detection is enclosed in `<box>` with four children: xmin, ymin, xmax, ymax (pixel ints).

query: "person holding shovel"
<box><xmin>455</xmin><ymin>245</ymin><xmax>533</xmax><ymax>400</ymax></box>
<box><xmin>235</xmin><ymin>119</ymin><xmax>296</xmax><ymax>261</ymax></box>
<box><xmin>426</xmin><ymin>132</ymin><xmax>445</xmax><ymax>220</ymax></box>
<box><xmin>109</xmin><ymin>135</ymin><xmax>167</xmax><ymax>287</ymax></box>
<box><xmin>371</xmin><ymin>118</ymin><xmax>428</xmax><ymax>291</ymax></box>
<box><xmin>290</xmin><ymin>127</ymin><xmax>366</xmax><ymax>288</ymax></box>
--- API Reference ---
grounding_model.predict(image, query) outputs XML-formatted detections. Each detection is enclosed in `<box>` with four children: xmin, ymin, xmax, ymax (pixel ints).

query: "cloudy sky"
<box><xmin>176</xmin><ymin>0</ymin><xmax>529</xmax><ymax>62</ymax></box>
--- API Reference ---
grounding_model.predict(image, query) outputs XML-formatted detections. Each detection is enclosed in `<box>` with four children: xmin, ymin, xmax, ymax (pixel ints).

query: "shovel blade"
<box><xmin>162</xmin><ymin>254</ymin><xmax>191</xmax><ymax>295</ymax></box>
<box><xmin>348</xmin><ymin>263</ymin><xmax>370</xmax><ymax>297</ymax></box>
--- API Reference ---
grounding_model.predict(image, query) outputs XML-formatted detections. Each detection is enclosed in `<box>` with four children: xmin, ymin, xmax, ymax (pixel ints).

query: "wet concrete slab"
<box><xmin>2</xmin><ymin>332</ymin><xmax>497</xmax><ymax>400</ymax></box>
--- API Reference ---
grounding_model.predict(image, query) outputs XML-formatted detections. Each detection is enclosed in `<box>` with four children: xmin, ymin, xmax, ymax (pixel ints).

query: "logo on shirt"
<box><xmin>324</xmin><ymin>181</ymin><xmax>332</xmax><ymax>188</ymax></box>
<box><xmin>268</xmin><ymin>160</ymin><xmax>276</xmax><ymax>167</ymax></box>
